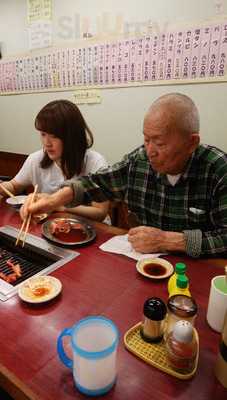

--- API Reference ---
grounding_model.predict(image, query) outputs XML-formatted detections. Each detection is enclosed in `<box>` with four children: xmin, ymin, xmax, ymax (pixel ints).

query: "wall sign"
<box><xmin>0</xmin><ymin>19</ymin><xmax>226</xmax><ymax>95</ymax></box>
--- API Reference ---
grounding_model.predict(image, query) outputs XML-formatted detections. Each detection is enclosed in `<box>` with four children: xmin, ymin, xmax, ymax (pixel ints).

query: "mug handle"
<box><xmin>57</xmin><ymin>327</ymin><xmax>73</xmax><ymax>369</ymax></box>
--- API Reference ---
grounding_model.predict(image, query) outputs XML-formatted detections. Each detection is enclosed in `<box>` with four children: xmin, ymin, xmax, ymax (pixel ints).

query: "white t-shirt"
<box><xmin>167</xmin><ymin>174</ymin><xmax>181</xmax><ymax>186</ymax></box>
<box><xmin>14</xmin><ymin>149</ymin><xmax>108</xmax><ymax>193</ymax></box>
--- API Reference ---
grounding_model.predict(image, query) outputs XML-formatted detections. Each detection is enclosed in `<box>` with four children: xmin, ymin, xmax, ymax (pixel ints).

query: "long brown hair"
<box><xmin>35</xmin><ymin>100</ymin><xmax>94</xmax><ymax>179</ymax></box>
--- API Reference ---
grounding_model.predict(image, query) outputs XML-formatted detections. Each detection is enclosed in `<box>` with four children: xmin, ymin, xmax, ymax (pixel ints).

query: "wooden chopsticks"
<box><xmin>15</xmin><ymin>185</ymin><xmax>38</xmax><ymax>247</ymax></box>
<box><xmin>0</xmin><ymin>183</ymin><xmax>16</xmax><ymax>199</ymax></box>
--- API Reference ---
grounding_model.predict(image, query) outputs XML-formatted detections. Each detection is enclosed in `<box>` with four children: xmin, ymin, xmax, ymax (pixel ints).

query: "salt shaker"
<box><xmin>166</xmin><ymin>320</ymin><xmax>198</xmax><ymax>373</ymax></box>
<box><xmin>140</xmin><ymin>297</ymin><xmax>167</xmax><ymax>343</ymax></box>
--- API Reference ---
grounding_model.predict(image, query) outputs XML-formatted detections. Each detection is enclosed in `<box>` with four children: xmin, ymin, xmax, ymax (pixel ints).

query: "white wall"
<box><xmin>0</xmin><ymin>0</ymin><xmax>227</xmax><ymax>164</ymax></box>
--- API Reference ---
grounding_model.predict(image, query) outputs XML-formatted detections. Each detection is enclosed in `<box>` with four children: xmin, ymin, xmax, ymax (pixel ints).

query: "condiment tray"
<box><xmin>124</xmin><ymin>322</ymin><xmax>199</xmax><ymax>380</ymax></box>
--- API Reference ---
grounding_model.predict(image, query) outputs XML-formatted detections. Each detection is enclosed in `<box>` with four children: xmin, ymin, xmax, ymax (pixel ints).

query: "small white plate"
<box><xmin>6</xmin><ymin>195</ymin><xmax>27</xmax><ymax>207</ymax></box>
<box><xmin>18</xmin><ymin>276</ymin><xmax>62</xmax><ymax>304</ymax></box>
<box><xmin>136</xmin><ymin>258</ymin><xmax>174</xmax><ymax>280</ymax></box>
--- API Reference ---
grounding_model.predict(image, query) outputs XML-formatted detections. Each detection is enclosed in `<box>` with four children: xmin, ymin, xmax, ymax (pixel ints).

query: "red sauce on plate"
<box><xmin>33</xmin><ymin>287</ymin><xmax>50</xmax><ymax>297</ymax></box>
<box><xmin>143</xmin><ymin>263</ymin><xmax>167</xmax><ymax>277</ymax></box>
<box><xmin>54</xmin><ymin>229</ymin><xmax>87</xmax><ymax>243</ymax></box>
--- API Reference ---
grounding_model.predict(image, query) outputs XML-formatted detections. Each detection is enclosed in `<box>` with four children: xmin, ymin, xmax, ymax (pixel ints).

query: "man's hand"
<box><xmin>20</xmin><ymin>187</ymin><xmax>74</xmax><ymax>220</ymax></box>
<box><xmin>20</xmin><ymin>193</ymin><xmax>54</xmax><ymax>220</ymax></box>
<box><xmin>128</xmin><ymin>226</ymin><xmax>186</xmax><ymax>253</ymax></box>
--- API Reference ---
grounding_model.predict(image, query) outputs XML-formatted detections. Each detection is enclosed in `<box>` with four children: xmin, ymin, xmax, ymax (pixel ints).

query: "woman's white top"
<box><xmin>14</xmin><ymin>149</ymin><xmax>108</xmax><ymax>193</ymax></box>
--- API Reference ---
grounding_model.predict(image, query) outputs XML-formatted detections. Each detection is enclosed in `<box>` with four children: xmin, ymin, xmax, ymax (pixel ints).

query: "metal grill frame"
<box><xmin>0</xmin><ymin>225</ymin><xmax>79</xmax><ymax>301</ymax></box>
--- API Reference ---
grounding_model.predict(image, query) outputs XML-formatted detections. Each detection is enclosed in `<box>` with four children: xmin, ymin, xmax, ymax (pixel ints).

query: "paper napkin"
<box><xmin>99</xmin><ymin>234</ymin><xmax>166</xmax><ymax>261</ymax></box>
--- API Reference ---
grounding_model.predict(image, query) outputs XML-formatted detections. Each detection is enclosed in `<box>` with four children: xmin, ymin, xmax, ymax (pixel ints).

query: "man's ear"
<box><xmin>189</xmin><ymin>133</ymin><xmax>200</xmax><ymax>152</ymax></box>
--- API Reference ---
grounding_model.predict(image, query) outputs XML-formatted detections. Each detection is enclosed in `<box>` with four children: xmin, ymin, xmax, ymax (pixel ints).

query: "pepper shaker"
<box><xmin>140</xmin><ymin>297</ymin><xmax>167</xmax><ymax>343</ymax></box>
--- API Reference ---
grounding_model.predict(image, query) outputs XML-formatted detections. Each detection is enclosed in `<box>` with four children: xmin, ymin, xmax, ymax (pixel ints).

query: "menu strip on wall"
<box><xmin>0</xmin><ymin>20</ymin><xmax>226</xmax><ymax>95</ymax></box>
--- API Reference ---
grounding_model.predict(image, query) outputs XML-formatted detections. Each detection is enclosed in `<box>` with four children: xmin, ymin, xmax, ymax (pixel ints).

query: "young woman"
<box><xmin>0</xmin><ymin>100</ymin><xmax>109</xmax><ymax>221</ymax></box>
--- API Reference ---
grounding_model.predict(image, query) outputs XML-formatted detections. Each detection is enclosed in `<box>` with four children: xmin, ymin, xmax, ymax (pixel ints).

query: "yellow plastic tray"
<box><xmin>124</xmin><ymin>322</ymin><xmax>199</xmax><ymax>380</ymax></box>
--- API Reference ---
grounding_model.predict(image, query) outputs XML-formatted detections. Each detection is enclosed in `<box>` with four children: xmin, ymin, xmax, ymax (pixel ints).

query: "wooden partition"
<box><xmin>0</xmin><ymin>151</ymin><xmax>27</xmax><ymax>178</ymax></box>
<box><xmin>109</xmin><ymin>201</ymin><xmax>130</xmax><ymax>229</ymax></box>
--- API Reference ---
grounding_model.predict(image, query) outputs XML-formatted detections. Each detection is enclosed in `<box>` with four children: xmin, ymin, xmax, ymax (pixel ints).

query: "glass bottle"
<box><xmin>168</xmin><ymin>262</ymin><xmax>186</xmax><ymax>296</ymax></box>
<box><xmin>165</xmin><ymin>294</ymin><xmax>198</xmax><ymax>339</ymax></box>
<box><xmin>166</xmin><ymin>320</ymin><xmax>198</xmax><ymax>373</ymax></box>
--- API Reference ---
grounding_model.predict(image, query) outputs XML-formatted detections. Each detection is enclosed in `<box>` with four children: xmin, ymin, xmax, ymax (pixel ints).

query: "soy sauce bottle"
<box><xmin>165</xmin><ymin>294</ymin><xmax>198</xmax><ymax>339</ymax></box>
<box><xmin>166</xmin><ymin>320</ymin><xmax>198</xmax><ymax>373</ymax></box>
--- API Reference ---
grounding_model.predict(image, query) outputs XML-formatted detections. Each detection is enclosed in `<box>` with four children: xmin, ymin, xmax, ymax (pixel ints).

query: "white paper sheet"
<box><xmin>99</xmin><ymin>234</ymin><xmax>166</xmax><ymax>261</ymax></box>
<box><xmin>28</xmin><ymin>21</ymin><xmax>52</xmax><ymax>50</ymax></box>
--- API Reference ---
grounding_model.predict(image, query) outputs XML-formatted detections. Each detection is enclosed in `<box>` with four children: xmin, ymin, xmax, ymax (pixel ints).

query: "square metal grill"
<box><xmin>0</xmin><ymin>225</ymin><xmax>79</xmax><ymax>301</ymax></box>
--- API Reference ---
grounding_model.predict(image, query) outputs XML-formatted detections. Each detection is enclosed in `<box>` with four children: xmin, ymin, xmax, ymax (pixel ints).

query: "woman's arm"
<box><xmin>0</xmin><ymin>179</ymin><xmax>26</xmax><ymax>197</ymax></box>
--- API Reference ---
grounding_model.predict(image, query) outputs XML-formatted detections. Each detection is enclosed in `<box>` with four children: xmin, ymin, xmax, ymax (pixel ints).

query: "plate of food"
<box><xmin>136</xmin><ymin>258</ymin><xmax>174</xmax><ymax>280</ymax></box>
<box><xmin>6</xmin><ymin>195</ymin><xmax>27</xmax><ymax>208</ymax></box>
<box><xmin>18</xmin><ymin>275</ymin><xmax>62</xmax><ymax>304</ymax></box>
<box><xmin>41</xmin><ymin>217</ymin><xmax>96</xmax><ymax>246</ymax></box>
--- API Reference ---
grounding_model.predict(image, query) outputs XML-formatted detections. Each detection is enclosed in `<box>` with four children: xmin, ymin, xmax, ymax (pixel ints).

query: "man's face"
<box><xmin>143</xmin><ymin>108</ymin><xmax>198</xmax><ymax>175</ymax></box>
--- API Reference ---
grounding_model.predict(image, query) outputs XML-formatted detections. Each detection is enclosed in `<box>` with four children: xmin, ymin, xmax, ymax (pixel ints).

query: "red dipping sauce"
<box><xmin>54</xmin><ymin>229</ymin><xmax>87</xmax><ymax>243</ymax></box>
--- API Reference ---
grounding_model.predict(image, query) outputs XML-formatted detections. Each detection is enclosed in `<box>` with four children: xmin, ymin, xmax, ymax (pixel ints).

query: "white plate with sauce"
<box><xmin>136</xmin><ymin>258</ymin><xmax>174</xmax><ymax>280</ymax></box>
<box><xmin>18</xmin><ymin>276</ymin><xmax>62</xmax><ymax>304</ymax></box>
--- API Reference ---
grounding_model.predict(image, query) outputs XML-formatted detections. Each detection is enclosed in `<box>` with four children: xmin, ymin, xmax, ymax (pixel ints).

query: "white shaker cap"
<box><xmin>172</xmin><ymin>320</ymin><xmax>193</xmax><ymax>343</ymax></box>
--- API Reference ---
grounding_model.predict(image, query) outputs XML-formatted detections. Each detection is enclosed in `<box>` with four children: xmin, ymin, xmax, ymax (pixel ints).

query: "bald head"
<box><xmin>145</xmin><ymin>93</ymin><xmax>200</xmax><ymax>137</ymax></box>
<box><xmin>143</xmin><ymin>93</ymin><xmax>200</xmax><ymax>174</ymax></box>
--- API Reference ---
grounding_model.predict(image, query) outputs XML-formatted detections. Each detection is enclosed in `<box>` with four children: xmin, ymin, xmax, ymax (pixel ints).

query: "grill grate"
<box><xmin>0</xmin><ymin>233</ymin><xmax>58</xmax><ymax>287</ymax></box>
<box><xmin>0</xmin><ymin>225</ymin><xmax>79</xmax><ymax>301</ymax></box>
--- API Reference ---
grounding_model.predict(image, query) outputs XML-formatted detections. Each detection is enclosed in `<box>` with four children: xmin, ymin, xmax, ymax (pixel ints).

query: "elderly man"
<box><xmin>21</xmin><ymin>93</ymin><xmax>227</xmax><ymax>257</ymax></box>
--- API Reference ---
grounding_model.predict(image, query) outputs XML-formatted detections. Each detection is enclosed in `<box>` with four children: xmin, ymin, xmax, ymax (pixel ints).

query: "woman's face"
<box><xmin>40</xmin><ymin>131</ymin><xmax>63</xmax><ymax>162</ymax></box>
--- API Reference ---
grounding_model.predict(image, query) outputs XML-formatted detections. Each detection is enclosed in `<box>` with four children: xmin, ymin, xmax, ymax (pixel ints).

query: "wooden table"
<box><xmin>0</xmin><ymin>201</ymin><xmax>226</xmax><ymax>400</ymax></box>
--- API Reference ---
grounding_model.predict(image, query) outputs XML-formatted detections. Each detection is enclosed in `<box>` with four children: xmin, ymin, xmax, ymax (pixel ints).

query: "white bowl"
<box><xmin>136</xmin><ymin>258</ymin><xmax>174</xmax><ymax>280</ymax></box>
<box><xmin>6</xmin><ymin>195</ymin><xmax>27</xmax><ymax>208</ymax></box>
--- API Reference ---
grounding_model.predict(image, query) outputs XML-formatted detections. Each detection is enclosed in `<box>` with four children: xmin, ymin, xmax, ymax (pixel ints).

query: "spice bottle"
<box><xmin>168</xmin><ymin>262</ymin><xmax>186</xmax><ymax>296</ymax></box>
<box><xmin>166</xmin><ymin>320</ymin><xmax>198</xmax><ymax>373</ymax></box>
<box><xmin>165</xmin><ymin>294</ymin><xmax>198</xmax><ymax>339</ymax></box>
<box><xmin>140</xmin><ymin>297</ymin><xmax>167</xmax><ymax>343</ymax></box>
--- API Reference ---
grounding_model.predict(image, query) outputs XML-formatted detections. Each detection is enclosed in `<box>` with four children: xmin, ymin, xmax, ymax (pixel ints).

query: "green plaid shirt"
<box><xmin>65</xmin><ymin>144</ymin><xmax>227</xmax><ymax>258</ymax></box>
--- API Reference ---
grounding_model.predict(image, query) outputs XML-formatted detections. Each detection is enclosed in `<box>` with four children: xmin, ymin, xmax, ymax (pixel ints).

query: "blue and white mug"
<box><xmin>57</xmin><ymin>316</ymin><xmax>119</xmax><ymax>396</ymax></box>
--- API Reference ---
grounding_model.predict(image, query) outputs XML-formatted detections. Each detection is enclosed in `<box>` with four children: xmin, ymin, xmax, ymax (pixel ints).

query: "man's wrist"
<box><xmin>59</xmin><ymin>180</ymin><xmax>84</xmax><ymax>207</ymax></box>
<box><xmin>163</xmin><ymin>231</ymin><xmax>186</xmax><ymax>252</ymax></box>
<box><xmin>182</xmin><ymin>229</ymin><xmax>202</xmax><ymax>258</ymax></box>
<box><xmin>52</xmin><ymin>187</ymin><xmax>74</xmax><ymax>208</ymax></box>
